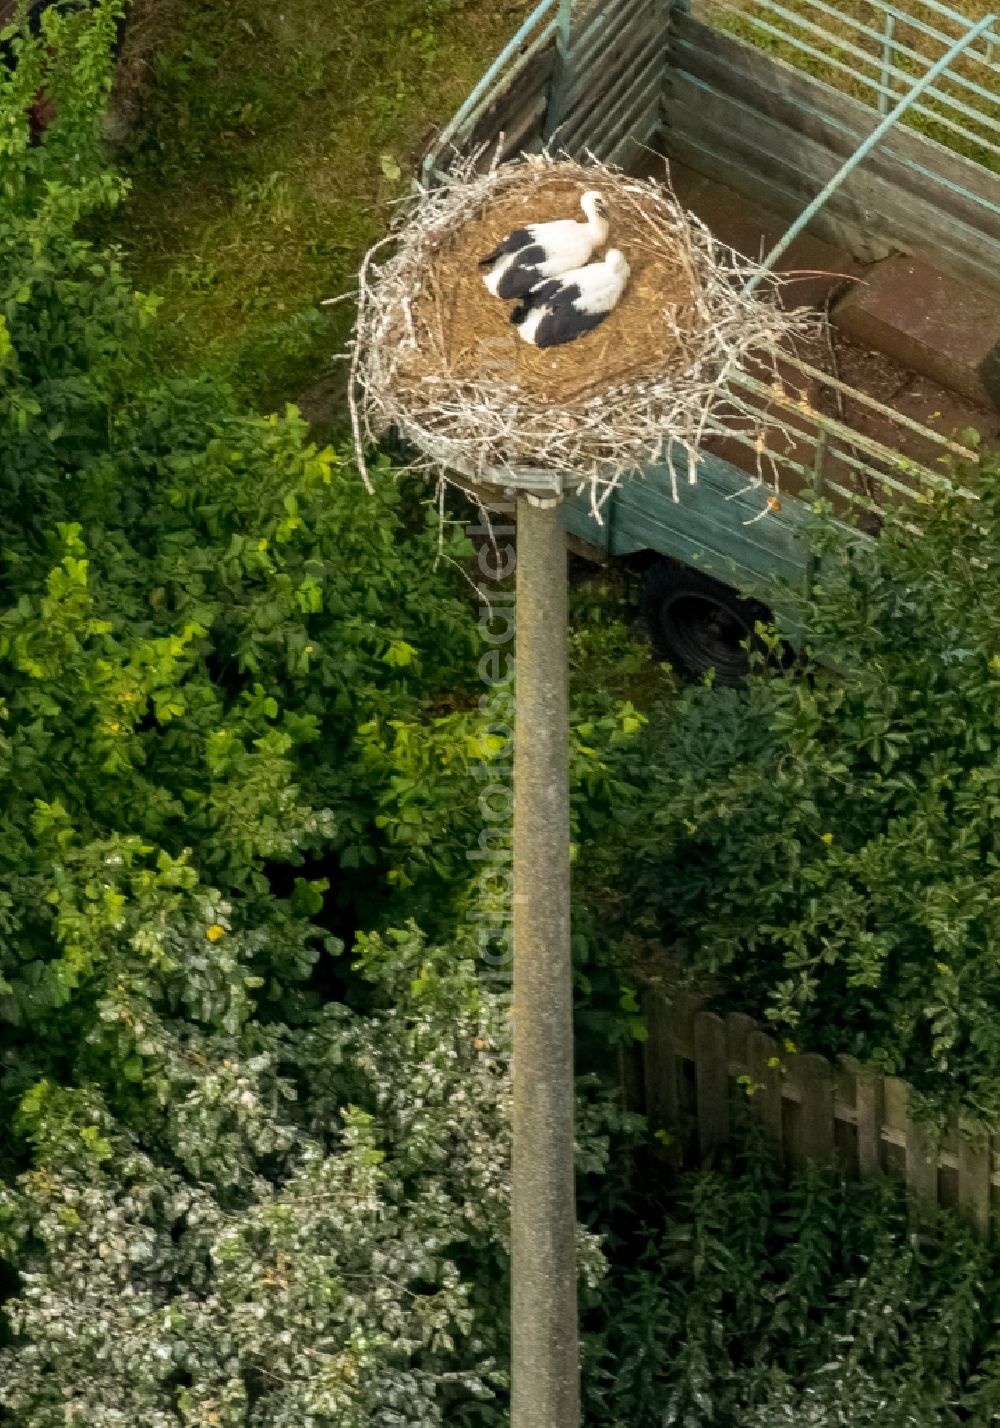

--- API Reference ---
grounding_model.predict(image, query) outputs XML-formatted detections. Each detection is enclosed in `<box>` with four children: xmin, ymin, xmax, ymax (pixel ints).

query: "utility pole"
<box><xmin>511</xmin><ymin>493</ymin><xmax>579</xmax><ymax>1428</ymax></box>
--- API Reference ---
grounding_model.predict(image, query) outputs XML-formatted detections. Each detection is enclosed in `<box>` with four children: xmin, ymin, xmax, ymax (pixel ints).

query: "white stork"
<box><xmin>479</xmin><ymin>190</ymin><xmax>609</xmax><ymax>301</ymax></box>
<box><xmin>510</xmin><ymin>249</ymin><xmax>630</xmax><ymax>348</ymax></box>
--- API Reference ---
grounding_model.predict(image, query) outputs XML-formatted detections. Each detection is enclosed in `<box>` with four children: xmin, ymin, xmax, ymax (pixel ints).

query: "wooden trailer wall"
<box><xmin>546</xmin><ymin>0</ymin><xmax>669</xmax><ymax>169</ymax></box>
<box><xmin>662</xmin><ymin>3</ymin><xmax>1000</xmax><ymax>295</ymax></box>
<box><xmin>561</xmin><ymin>447</ymin><xmax>815</xmax><ymax>601</ymax></box>
<box><xmin>431</xmin><ymin>0</ymin><xmax>1000</xmax><ymax>298</ymax></box>
<box><xmin>425</xmin><ymin>1</ymin><xmax>995</xmax><ymax>601</ymax></box>
<box><xmin>435</xmin><ymin>0</ymin><xmax>668</xmax><ymax>175</ymax></box>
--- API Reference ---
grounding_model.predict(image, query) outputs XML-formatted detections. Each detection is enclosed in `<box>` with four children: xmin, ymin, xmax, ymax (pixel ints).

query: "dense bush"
<box><xmin>13</xmin><ymin>10</ymin><xmax>1000</xmax><ymax>1426</ymax></box>
<box><xmin>1</xmin><ymin>130</ymin><xmax>481</xmax><ymax>1116</ymax></box>
<box><xmin>583</xmin><ymin>1135</ymin><xmax>1000</xmax><ymax>1428</ymax></box>
<box><xmin>604</xmin><ymin>470</ymin><xmax>1000</xmax><ymax>1120</ymax></box>
<box><xmin>0</xmin><ymin>918</ymin><xmax>624</xmax><ymax>1426</ymax></box>
<box><xmin>0</xmin><ymin>12</ymin><xmax>646</xmax><ymax>1421</ymax></box>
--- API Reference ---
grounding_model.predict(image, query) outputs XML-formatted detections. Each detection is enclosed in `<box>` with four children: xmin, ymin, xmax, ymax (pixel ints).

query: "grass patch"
<box><xmin>107</xmin><ymin>0</ymin><xmax>532</xmax><ymax>411</ymax></box>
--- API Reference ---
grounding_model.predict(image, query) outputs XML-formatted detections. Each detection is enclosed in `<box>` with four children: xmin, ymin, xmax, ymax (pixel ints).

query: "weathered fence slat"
<box><xmin>905</xmin><ymin>1104</ymin><xmax>940</xmax><ymax>1207</ymax></box>
<box><xmin>958</xmin><ymin>1125</ymin><xmax>991</xmax><ymax>1235</ymax></box>
<box><xmin>747</xmin><ymin>1027</ymin><xmax>784</xmax><ymax>1148</ymax></box>
<box><xmin>694</xmin><ymin>1011</ymin><xmax>729</xmax><ymax>1157</ymax></box>
<box><xmin>642</xmin><ymin>989</ymin><xmax>680</xmax><ymax>1165</ymax></box>
<box><xmin>843</xmin><ymin>1055</ymin><xmax>881</xmax><ymax>1176</ymax></box>
<box><xmin>726</xmin><ymin>1012</ymin><xmax>756</xmax><ymax>1067</ymax></box>
<box><xmin>792</xmin><ymin>1053</ymin><xmax>835</xmax><ymax>1168</ymax></box>
<box><xmin>633</xmin><ymin>998</ymin><xmax>999</xmax><ymax>1236</ymax></box>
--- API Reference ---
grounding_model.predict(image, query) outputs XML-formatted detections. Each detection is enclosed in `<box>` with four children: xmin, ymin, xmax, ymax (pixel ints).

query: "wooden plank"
<box><xmin>608</xmin><ymin>504</ymin><xmax>805</xmax><ymax>606</ymax></box>
<box><xmin>561</xmin><ymin>0</ymin><xmax>661</xmax><ymax>112</ymax></box>
<box><xmin>666</xmin><ymin>71</ymin><xmax>885</xmax><ymax>222</ymax></box>
<box><xmin>670</xmin><ymin>15</ymin><xmax>1000</xmax><ymax>220</ymax></box>
<box><xmin>642</xmin><ymin>988</ymin><xmax>680</xmax><ymax>1165</ymax></box>
<box><xmin>880</xmin><ymin>1074</ymin><xmax>908</xmax><ymax>1177</ymax></box>
<box><xmin>468</xmin><ymin>50</ymin><xmax>556</xmax><ymax>149</ymax></box>
<box><xmin>664</xmin><ymin>81</ymin><xmax>1000</xmax><ymax>277</ymax></box>
<box><xmin>580</xmin><ymin>52</ymin><xmax>665</xmax><ymax>161</ymax></box>
<box><xmin>622</xmin><ymin>445</ymin><xmax>817</xmax><ymax>539</ymax></box>
<box><xmin>498</xmin><ymin>92</ymin><xmax>549</xmax><ymax>163</ymax></box>
<box><xmin>842</xmin><ymin>1055</ymin><xmax>881</xmax><ymax>1177</ymax></box>
<box><xmin>904</xmin><ymin>1092</ymin><xmax>940</xmax><ymax>1208</ymax></box>
<box><xmin>661</xmin><ymin>124</ymin><xmax>1000</xmax><ymax>293</ymax></box>
<box><xmin>666</xmin><ymin>68</ymin><xmax>1000</xmax><ymax>260</ymax></box>
<box><xmin>833</xmin><ymin>1054</ymin><xmax>858</xmax><ymax>1171</ymax></box>
<box><xmin>726</xmin><ymin>1012</ymin><xmax>756</xmax><ymax>1068</ymax></box>
<box><xmin>607</xmin><ymin>89</ymin><xmax>665</xmax><ymax>169</ymax></box>
<box><xmin>565</xmin><ymin>0</ymin><xmax>647</xmax><ymax>74</ymax></box>
<box><xmin>882</xmin><ymin>1076</ymin><xmax>907</xmax><ymax>1136</ymax></box>
<box><xmin>790</xmin><ymin>1052</ymin><xmax>835</xmax><ymax>1167</ymax></box>
<box><xmin>560</xmin><ymin>19</ymin><xmax>667</xmax><ymax>153</ymax></box>
<box><xmin>957</xmin><ymin>1124</ymin><xmax>991</xmax><ymax>1236</ymax></box>
<box><xmin>472</xmin><ymin>51</ymin><xmax>555</xmax><ymax>141</ymax></box>
<box><xmin>580</xmin><ymin>56</ymin><xmax>664</xmax><ymax>161</ymax></box>
<box><xmin>610</xmin><ymin>473</ymin><xmax>810</xmax><ymax>584</ymax></box>
<box><xmin>693</xmin><ymin>1010</ymin><xmax>729</xmax><ymax>1158</ymax></box>
<box><xmin>664</xmin><ymin>21</ymin><xmax>1000</xmax><ymax>290</ymax></box>
<box><xmin>660</xmin><ymin>128</ymin><xmax>896</xmax><ymax>265</ymax></box>
<box><xmin>747</xmin><ymin>1027</ymin><xmax>783</xmax><ymax>1148</ymax></box>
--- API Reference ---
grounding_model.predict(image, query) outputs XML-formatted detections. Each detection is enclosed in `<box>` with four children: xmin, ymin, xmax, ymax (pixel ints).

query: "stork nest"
<box><xmin>349</xmin><ymin>153</ymin><xmax>814</xmax><ymax>508</ymax></box>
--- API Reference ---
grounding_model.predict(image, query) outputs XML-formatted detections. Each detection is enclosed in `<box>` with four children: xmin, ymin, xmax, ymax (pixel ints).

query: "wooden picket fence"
<box><xmin>622</xmin><ymin>987</ymin><xmax>1000</xmax><ymax>1236</ymax></box>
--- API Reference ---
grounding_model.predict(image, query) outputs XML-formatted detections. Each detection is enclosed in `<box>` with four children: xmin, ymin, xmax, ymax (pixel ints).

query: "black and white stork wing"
<box><xmin>530</xmin><ymin>282</ymin><xmax>611</xmax><ymax>348</ymax></box>
<box><xmin>477</xmin><ymin>227</ymin><xmax>535</xmax><ymax>268</ymax></box>
<box><xmin>492</xmin><ymin>246</ymin><xmax>553</xmax><ymax>300</ymax></box>
<box><xmin>509</xmin><ymin>278</ymin><xmax>563</xmax><ymax>324</ymax></box>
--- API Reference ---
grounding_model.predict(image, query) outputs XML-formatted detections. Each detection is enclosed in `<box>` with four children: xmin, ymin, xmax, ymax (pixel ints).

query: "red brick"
<box><xmin>832</xmin><ymin>254</ymin><xmax>1000</xmax><ymax>410</ymax></box>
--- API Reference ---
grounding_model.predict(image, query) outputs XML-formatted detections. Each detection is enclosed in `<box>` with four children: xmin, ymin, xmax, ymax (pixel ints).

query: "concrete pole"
<box><xmin>511</xmin><ymin>493</ymin><xmax>579</xmax><ymax>1428</ymax></box>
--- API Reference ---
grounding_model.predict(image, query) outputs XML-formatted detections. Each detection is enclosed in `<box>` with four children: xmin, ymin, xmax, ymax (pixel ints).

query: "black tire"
<box><xmin>642</xmin><ymin>560</ymin><xmax>772</xmax><ymax>685</ymax></box>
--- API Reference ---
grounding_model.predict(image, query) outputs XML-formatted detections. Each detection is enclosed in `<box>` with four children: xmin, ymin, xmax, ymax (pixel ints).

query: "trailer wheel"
<box><xmin>642</xmin><ymin>561</ymin><xmax>771</xmax><ymax>685</ymax></box>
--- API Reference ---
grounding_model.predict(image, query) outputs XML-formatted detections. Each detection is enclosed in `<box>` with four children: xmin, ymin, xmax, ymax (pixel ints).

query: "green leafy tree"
<box><xmin>0</xmin><ymin>15</ymin><xmax>644</xmax><ymax>1422</ymax></box>
<box><xmin>0</xmin><ymin>0</ymin><xmax>489</xmax><ymax>1120</ymax></box>
<box><xmin>608</xmin><ymin>469</ymin><xmax>1000</xmax><ymax>1119</ymax></box>
<box><xmin>0</xmin><ymin>920</ymin><xmax>608</xmax><ymax>1427</ymax></box>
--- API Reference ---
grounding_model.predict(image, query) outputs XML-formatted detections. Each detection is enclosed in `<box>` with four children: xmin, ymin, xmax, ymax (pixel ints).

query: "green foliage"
<box><xmin>0</xmin><ymin>21</ymin><xmax>648</xmax><ymax>1421</ymax></box>
<box><xmin>0</xmin><ymin>920</ymin><xmax>610</xmax><ymax>1426</ymax></box>
<box><xmin>568</xmin><ymin>568</ymin><xmax>675</xmax><ymax>709</ymax></box>
<box><xmin>24</xmin><ymin>16</ymin><xmax>1000</xmax><ymax>1427</ymax></box>
<box><xmin>583</xmin><ymin>1137</ymin><xmax>1000</xmax><ymax>1428</ymax></box>
<box><xmin>0</xmin><ymin>6</ymin><xmax>494</xmax><ymax>1124</ymax></box>
<box><xmin>604</xmin><ymin>473</ymin><xmax>1000</xmax><ymax>1120</ymax></box>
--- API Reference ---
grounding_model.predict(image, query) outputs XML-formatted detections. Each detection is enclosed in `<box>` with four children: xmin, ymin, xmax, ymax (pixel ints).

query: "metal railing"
<box><xmin>741</xmin><ymin>9</ymin><xmax>999</xmax><ymax>288</ymax></box>
<box><xmin>419</xmin><ymin>0</ymin><xmax>562</xmax><ymax>186</ymax></box>
<box><xmin>703</xmin><ymin>0</ymin><xmax>1000</xmax><ymax>169</ymax></box>
<box><xmin>717</xmin><ymin>349</ymin><xmax>978</xmax><ymax>522</ymax></box>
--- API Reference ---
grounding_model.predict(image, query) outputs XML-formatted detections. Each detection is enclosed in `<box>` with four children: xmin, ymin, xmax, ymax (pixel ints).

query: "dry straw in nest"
<box><xmin>349</xmin><ymin>152</ymin><xmax>813</xmax><ymax>513</ymax></box>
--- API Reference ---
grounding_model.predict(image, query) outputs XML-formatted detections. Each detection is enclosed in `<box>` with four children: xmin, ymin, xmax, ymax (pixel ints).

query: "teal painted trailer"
<box><xmin>560</xmin><ymin>450</ymin><xmax>813</xmax><ymax>594</ymax></box>
<box><xmin>421</xmin><ymin>0</ymin><xmax>1000</xmax><ymax>675</ymax></box>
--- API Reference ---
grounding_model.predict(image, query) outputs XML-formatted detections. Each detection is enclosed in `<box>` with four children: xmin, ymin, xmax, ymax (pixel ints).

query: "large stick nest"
<box><xmin>350</xmin><ymin>153</ymin><xmax>812</xmax><ymax>507</ymax></box>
